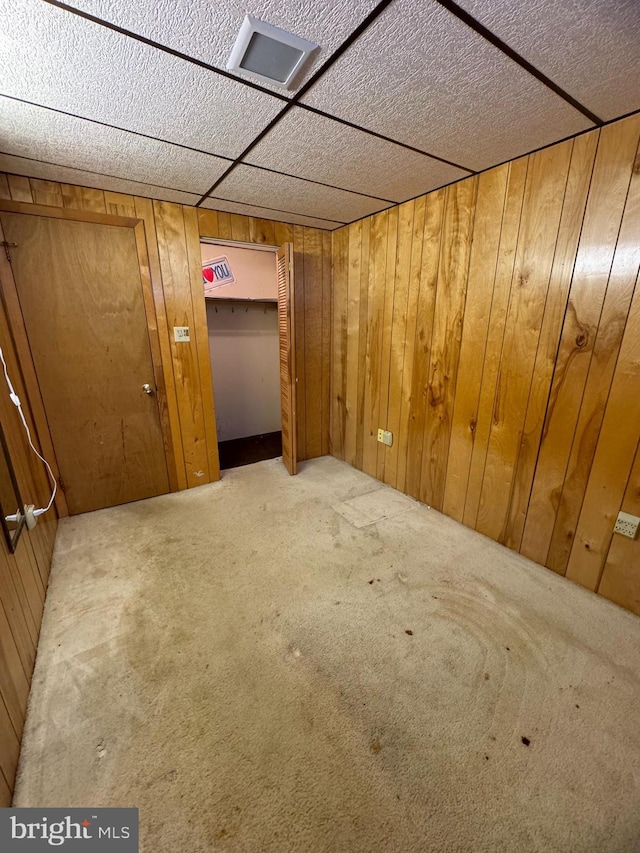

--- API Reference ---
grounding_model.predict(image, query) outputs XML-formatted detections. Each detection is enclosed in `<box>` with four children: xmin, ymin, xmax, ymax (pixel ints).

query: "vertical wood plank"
<box><xmin>249</xmin><ymin>217</ymin><xmax>276</xmax><ymax>245</ymax></box>
<box><xmin>376</xmin><ymin>206</ymin><xmax>398</xmax><ymax>482</ymax></box>
<box><xmin>12</xmin><ymin>539</ymin><xmax>44</xmax><ymax>631</ymax></box>
<box><xmin>184</xmin><ymin>206</ymin><xmax>220</xmax><ymax>482</ymax></box>
<box><xmin>565</xmin><ymin>279</ymin><xmax>640</xmax><ymax>589</ymax></box>
<box><xmin>463</xmin><ymin>157</ymin><xmax>529</xmax><ymax>527</ymax></box>
<box><xmin>384</xmin><ymin>200</ymin><xmax>415</xmax><ymax>489</ymax></box>
<box><xmin>512</xmin><ymin>131</ymin><xmax>599</xmax><ymax>554</ymax></box>
<box><xmin>197</xmin><ymin>209</ymin><xmax>219</xmax><ymax>238</ymax></box>
<box><xmin>303</xmin><ymin>229</ymin><xmax>324</xmax><ymax>460</ymax></box>
<box><xmin>0</xmin><ymin>694</ymin><xmax>20</xmax><ymax>800</ymax></box>
<box><xmin>420</xmin><ymin>177</ymin><xmax>477</xmax><ymax>511</ymax></box>
<box><xmin>344</xmin><ymin>223</ymin><xmax>362</xmax><ymax>466</ymax></box>
<box><xmin>230</xmin><ymin>213</ymin><xmax>251</xmax><ymax>243</ymax></box>
<box><xmin>274</xmin><ymin>222</ymin><xmax>294</xmax><ymax>245</ymax></box>
<box><xmin>477</xmin><ymin>141</ymin><xmax>573</xmax><ymax>543</ymax></box>
<box><xmin>405</xmin><ymin>191</ymin><xmax>445</xmax><ymax>500</ymax></box>
<box><xmin>0</xmin><ymin>766</ymin><xmax>11</xmax><ymax>807</ymax></box>
<box><xmin>0</xmin><ymin>304</ymin><xmax>53</xmax><ymax>516</ymax></box>
<box><xmin>216</xmin><ymin>212</ymin><xmax>233</xmax><ymax>240</ymax></box>
<box><xmin>154</xmin><ymin>201</ymin><xmax>209</xmax><ymax>487</ymax></box>
<box><xmin>321</xmin><ymin>230</ymin><xmax>332</xmax><ymax>457</ymax></box>
<box><xmin>395</xmin><ymin>196</ymin><xmax>426</xmax><ymax>494</ymax></box>
<box><xmin>330</xmin><ymin>227</ymin><xmax>349</xmax><ymax>459</ymax></box>
<box><xmin>361</xmin><ymin>211</ymin><xmax>389</xmax><ymax>477</ymax></box>
<box><xmin>597</xmin><ymin>441</ymin><xmax>640</xmax><ymax>614</ymax></box>
<box><xmin>354</xmin><ymin>218</ymin><xmax>371</xmax><ymax>471</ymax></box>
<box><xmin>546</xmin><ymin>130</ymin><xmax>640</xmax><ymax>573</ymax></box>
<box><xmin>293</xmin><ymin>226</ymin><xmax>306</xmax><ymax>461</ymax></box>
<box><xmin>443</xmin><ymin>165</ymin><xmax>508</xmax><ymax>521</ymax></box>
<box><xmin>0</xmin><ymin>600</ymin><xmax>29</xmax><ymax>737</ymax></box>
<box><xmin>0</xmin><ymin>549</ymin><xmax>37</xmax><ymax>676</ymax></box>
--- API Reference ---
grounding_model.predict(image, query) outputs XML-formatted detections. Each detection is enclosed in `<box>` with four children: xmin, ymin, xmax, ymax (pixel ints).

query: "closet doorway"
<box><xmin>202</xmin><ymin>239</ymin><xmax>297</xmax><ymax>474</ymax></box>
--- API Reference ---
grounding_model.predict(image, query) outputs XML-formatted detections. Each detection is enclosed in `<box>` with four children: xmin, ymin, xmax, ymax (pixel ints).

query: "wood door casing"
<box><xmin>1</xmin><ymin>212</ymin><xmax>170</xmax><ymax>514</ymax></box>
<box><xmin>277</xmin><ymin>243</ymin><xmax>297</xmax><ymax>475</ymax></box>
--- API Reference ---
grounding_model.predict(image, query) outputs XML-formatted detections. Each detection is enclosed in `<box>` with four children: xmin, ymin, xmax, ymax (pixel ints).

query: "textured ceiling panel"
<box><xmin>0</xmin><ymin>99</ymin><xmax>228</xmax><ymax>194</ymax></box>
<box><xmin>455</xmin><ymin>0</ymin><xmax>640</xmax><ymax>122</ymax></box>
<box><xmin>65</xmin><ymin>0</ymin><xmax>380</xmax><ymax>94</ymax></box>
<box><xmin>244</xmin><ymin>107</ymin><xmax>471</xmax><ymax>202</ymax></box>
<box><xmin>0</xmin><ymin>0</ymin><xmax>283</xmax><ymax>158</ymax></box>
<box><xmin>200</xmin><ymin>197</ymin><xmax>343</xmax><ymax>231</ymax></box>
<box><xmin>301</xmin><ymin>0</ymin><xmax>593</xmax><ymax>171</ymax></box>
<box><xmin>211</xmin><ymin>165</ymin><xmax>389</xmax><ymax>223</ymax></box>
<box><xmin>0</xmin><ymin>154</ymin><xmax>200</xmax><ymax>205</ymax></box>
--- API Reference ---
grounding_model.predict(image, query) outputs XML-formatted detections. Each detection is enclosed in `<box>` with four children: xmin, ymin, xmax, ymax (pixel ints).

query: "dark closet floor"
<box><xmin>218</xmin><ymin>431</ymin><xmax>282</xmax><ymax>470</ymax></box>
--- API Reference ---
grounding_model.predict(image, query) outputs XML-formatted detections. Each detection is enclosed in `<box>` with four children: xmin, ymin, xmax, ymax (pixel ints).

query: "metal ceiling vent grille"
<box><xmin>227</xmin><ymin>15</ymin><xmax>318</xmax><ymax>89</ymax></box>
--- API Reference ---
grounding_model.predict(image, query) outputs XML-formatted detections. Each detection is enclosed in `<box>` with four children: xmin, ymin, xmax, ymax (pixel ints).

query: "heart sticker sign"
<box><xmin>202</xmin><ymin>256</ymin><xmax>235</xmax><ymax>292</ymax></box>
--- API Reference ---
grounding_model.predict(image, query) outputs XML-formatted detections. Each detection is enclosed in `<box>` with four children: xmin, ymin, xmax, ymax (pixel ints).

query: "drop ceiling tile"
<box><xmin>245</xmin><ymin>107</ymin><xmax>470</xmax><ymax>202</ymax></box>
<box><xmin>211</xmin><ymin>165</ymin><xmax>389</xmax><ymax>223</ymax></box>
<box><xmin>200</xmin><ymin>197</ymin><xmax>342</xmax><ymax>231</ymax></box>
<box><xmin>0</xmin><ymin>99</ymin><xmax>228</xmax><ymax>194</ymax></box>
<box><xmin>0</xmin><ymin>154</ymin><xmax>200</xmax><ymax>206</ymax></box>
<box><xmin>65</xmin><ymin>0</ymin><xmax>380</xmax><ymax>94</ymax></box>
<box><xmin>301</xmin><ymin>0</ymin><xmax>593</xmax><ymax>171</ymax></box>
<box><xmin>0</xmin><ymin>0</ymin><xmax>283</xmax><ymax>159</ymax></box>
<box><xmin>455</xmin><ymin>0</ymin><xmax>640</xmax><ymax>121</ymax></box>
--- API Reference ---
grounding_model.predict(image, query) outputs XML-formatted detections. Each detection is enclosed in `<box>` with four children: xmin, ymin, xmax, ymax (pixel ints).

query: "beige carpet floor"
<box><xmin>14</xmin><ymin>456</ymin><xmax>640</xmax><ymax>852</ymax></box>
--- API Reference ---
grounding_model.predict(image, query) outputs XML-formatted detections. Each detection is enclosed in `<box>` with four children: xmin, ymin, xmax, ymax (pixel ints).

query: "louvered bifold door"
<box><xmin>276</xmin><ymin>243</ymin><xmax>297</xmax><ymax>475</ymax></box>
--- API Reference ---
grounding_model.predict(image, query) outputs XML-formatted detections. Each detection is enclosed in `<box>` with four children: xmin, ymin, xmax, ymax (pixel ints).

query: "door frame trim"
<box><xmin>0</xmin><ymin>201</ymin><xmax>180</xmax><ymax>509</ymax></box>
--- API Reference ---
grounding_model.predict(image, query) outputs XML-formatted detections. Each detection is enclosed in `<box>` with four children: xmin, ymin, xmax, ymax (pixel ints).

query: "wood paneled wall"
<box><xmin>0</xmin><ymin>277</ymin><xmax>57</xmax><ymax>805</ymax></box>
<box><xmin>0</xmin><ymin>173</ymin><xmax>332</xmax><ymax>804</ymax></box>
<box><xmin>331</xmin><ymin>113</ymin><xmax>640</xmax><ymax>615</ymax></box>
<box><xmin>0</xmin><ymin>174</ymin><xmax>331</xmax><ymax>482</ymax></box>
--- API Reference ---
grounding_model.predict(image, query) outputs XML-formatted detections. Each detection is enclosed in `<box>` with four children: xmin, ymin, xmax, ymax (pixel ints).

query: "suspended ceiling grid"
<box><xmin>0</xmin><ymin>0</ymin><xmax>639</xmax><ymax>230</ymax></box>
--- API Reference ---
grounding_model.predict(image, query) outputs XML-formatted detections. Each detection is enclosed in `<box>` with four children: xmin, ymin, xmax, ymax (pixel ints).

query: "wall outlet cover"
<box><xmin>614</xmin><ymin>511</ymin><xmax>640</xmax><ymax>540</ymax></box>
<box><xmin>377</xmin><ymin>429</ymin><xmax>393</xmax><ymax>447</ymax></box>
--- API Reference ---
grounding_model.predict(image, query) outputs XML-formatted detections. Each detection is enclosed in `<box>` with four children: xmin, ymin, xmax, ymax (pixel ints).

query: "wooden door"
<box><xmin>0</xmin><ymin>212</ymin><xmax>170</xmax><ymax>514</ymax></box>
<box><xmin>276</xmin><ymin>243</ymin><xmax>297</xmax><ymax>475</ymax></box>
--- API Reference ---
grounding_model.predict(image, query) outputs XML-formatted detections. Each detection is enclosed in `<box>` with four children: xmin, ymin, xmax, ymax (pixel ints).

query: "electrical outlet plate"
<box><xmin>377</xmin><ymin>429</ymin><xmax>393</xmax><ymax>447</ymax></box>
<box><xmin>614</xmin><ymin>511</ymin><xmax>640</xmax><ymax>540</ymax></box>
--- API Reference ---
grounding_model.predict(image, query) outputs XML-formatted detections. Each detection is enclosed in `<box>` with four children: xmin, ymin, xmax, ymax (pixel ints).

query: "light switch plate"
<box><xmin>173</xmin><ymin>326</ymin><xmax>190</xmax><ymax>342</ymax></box>
<box><xmin>614</xmin><ymin>511</ymin><xmax>640</xmax><ymax>540</ymax></box>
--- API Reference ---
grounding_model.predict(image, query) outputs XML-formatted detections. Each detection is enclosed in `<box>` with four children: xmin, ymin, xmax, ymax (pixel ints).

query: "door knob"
<box><xmin>142</xmin><ymin>383</ymin><xmax>154</xmax><ymax>395</ymax></box>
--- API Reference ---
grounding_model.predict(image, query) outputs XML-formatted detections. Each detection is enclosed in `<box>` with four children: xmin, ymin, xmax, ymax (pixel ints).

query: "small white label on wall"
<box><xmin>174</xmin><ymin>326</ymin><xmax>190</xmax><ymax>342</ymax></box>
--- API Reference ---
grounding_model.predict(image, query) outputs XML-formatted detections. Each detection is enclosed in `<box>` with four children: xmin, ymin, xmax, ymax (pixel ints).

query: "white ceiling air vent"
<box><xmin>227</xmin><ymin>15</ymin><xmax>318</xmax><ymax>90</ymax></box>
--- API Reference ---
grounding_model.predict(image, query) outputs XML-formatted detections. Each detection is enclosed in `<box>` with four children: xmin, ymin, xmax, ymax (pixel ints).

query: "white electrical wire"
<box><xmin>0</xmin><ymin>345</ymin><xmax>57</xmax><ymax>519</ymax></box>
